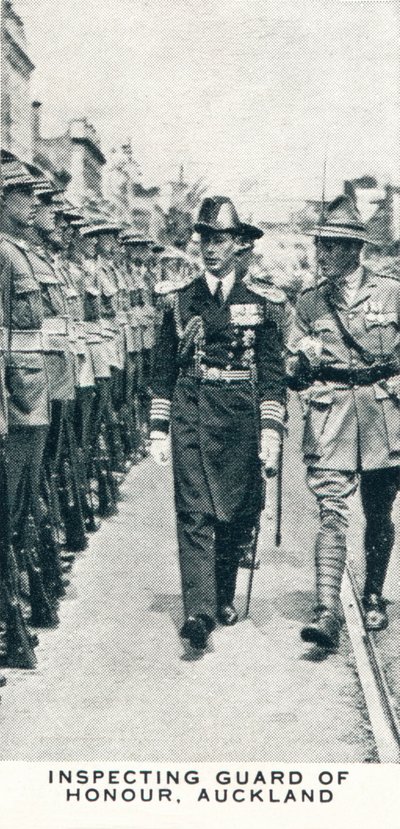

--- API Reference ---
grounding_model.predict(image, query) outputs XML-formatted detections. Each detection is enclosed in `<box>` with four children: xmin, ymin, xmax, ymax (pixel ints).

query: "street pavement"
<box><xmin>0</xmin><ymin>399</ymin><xmax>377</xmax><ymax>762</ymax></box>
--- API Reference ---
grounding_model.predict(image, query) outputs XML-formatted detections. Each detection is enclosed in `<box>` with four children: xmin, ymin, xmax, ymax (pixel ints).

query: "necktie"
<box><xmin>215</xmin><ymin>279</ymin><xmax>225</xmax><ymax>307</ymax></box>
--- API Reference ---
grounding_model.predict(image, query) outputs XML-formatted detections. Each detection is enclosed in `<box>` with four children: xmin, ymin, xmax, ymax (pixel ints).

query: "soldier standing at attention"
<box><xmin>150</xmin><ymin>196</ymin><xmax>286</xmax><ymax>651</ymax></box>
<box><xmin>287</xmin><ymin>195</ymin><xmax>400</xmax><ymax>650</ymax></box>
<box><xmin>0</xmin><ymin>151</ymin><xmax>58</xmax><ymax>628</ymax></box>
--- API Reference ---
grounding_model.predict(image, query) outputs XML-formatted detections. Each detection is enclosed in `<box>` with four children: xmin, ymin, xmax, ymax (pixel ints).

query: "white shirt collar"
<box><xmin>205</xmin><ymin>270</ymin><xmax>235</xmax><ymax>300</ymax></box>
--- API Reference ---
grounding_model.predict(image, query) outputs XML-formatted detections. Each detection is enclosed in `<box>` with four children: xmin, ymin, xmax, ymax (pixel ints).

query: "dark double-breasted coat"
<box><xmin>151</xmin><ymin>268</ymin><xmax>286</xmax><ymax>524</ymax></box>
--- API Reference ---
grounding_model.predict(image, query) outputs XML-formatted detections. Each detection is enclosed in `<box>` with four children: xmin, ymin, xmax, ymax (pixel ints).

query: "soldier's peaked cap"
<box><xmin>1</xmin><ymin>149</ymin><xmax>38</xmax><ymax>191</ymax></box>
<box><xmin>194</xmin><ymin>196</ymin><xmax>242</xmax><ymax>234</ymax></box>
<box><xmin>312</xmin><ymin>194</ymin><xmax>373</xmax><ymax>244</ymax></box>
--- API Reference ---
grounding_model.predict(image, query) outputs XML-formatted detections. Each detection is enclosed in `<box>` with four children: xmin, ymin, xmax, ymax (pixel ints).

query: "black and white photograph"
<box><xmin>0</xmin><ymin>0</ymin><xmax>400</xmax><ymax>826</ymax></box>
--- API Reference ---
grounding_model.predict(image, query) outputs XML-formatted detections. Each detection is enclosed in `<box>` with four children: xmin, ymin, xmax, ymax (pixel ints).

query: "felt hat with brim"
<box><xmin>24</xmin><ymin>163</ymin><xmax>58</xmax><ymax>198</ymax></box>
<box><xmin>159</xmin><ymin>246</ymin><xmax>194</xmax><ymax>263</ymax></box>
<box><xmin>120</xmin><ymin>230</ymin><xmax>154</xmax><ymax>246</ymax></box>
<box><xmin>311</xmin><ymin>194</ymin><xmax>374</xmax><ymax>244</ymax></box>
<box><xmin>194</xmin><ymin>196</ymin><xmax>242</xmax><ymax>234</ymax></box>
<box><xmin>60</xmin><ymin>200</ymin><xmax>84</xmax><ymax>223</ymax></box>
<box><xmin>1</xmin><ymin>149</ymin><xmax>38</xmax><ymax>191</ymax></box>
<box><xmin>240</xmin><ymin>222</ymin><xmax>264</xmax><ymax>241</ymax></box>
<box><xmin>80</xmin><ymin>222</ymin><xmax>122</xmax><ymax>238</ymax></box>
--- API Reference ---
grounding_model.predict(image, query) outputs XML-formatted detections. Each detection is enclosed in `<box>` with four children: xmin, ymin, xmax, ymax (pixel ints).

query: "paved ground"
<box><xmin>0</xmin><ymin>399</ymin><xmax>377</xmax><ymax>762</ymax></box>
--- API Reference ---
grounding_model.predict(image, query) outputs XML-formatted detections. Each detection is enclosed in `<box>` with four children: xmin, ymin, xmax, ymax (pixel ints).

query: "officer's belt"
<box><xmin>313</xmin><ymin>362</ymin><xmax>399</xmax><ymax>387</ymax></box>
<box><xmin>182</xmin><ymin>365</ymin><xmax>252</xmax><ymax>382</ymax></box>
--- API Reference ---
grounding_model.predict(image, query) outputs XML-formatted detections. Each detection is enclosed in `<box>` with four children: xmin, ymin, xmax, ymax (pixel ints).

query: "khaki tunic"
<box><xmin>287</xmin><ymin>268</ymin><xmax>400</xmax><ymax>471</ymax></box>
<box><xmin>0</xmin><ymin>236</ymin><xmax>50</xmax><ymax>427</ymax></box>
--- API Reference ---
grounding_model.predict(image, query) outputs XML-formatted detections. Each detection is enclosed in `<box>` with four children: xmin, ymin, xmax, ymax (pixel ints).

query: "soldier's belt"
<box><xmin>75</xmin><ymin>321</ymin><xmax>87</xmax><ymax>339</ymax></box>
<box><xmin>85</xmin><ymin>322</ymin><xmax>102</xmax><ymax>343</ymax></box>
<box><xmin>183</xmin><ymin>365</ymin><xmax>252</xmax><ymax>382</ymax></box>
<box><xmin>314</xmin><ymin>362</ymin><xmax>399</xmax><ymax>387</ymax></box>
<box><xmin>116</xmin><ymin>310</ymin><xmax>129</xmax><ymax>324</ymax></box>
<box><xmin>41</xmin><ymin>316</ymin><xmax>70</xmax><ymax>352</ymax></box>
<box><xmin>0</xmin><ymin>328</ymin><xmax>8</xmax><ymax>352</ymax></box>
<box><xmin>9</xmin><ymin>330</ymin><xmax>43</xmax><ymax>352</ymax></box>
<box><xmin>100</xmin><ymin>320</ymin><xmax>117</xmax><ymax>339</ymax></box>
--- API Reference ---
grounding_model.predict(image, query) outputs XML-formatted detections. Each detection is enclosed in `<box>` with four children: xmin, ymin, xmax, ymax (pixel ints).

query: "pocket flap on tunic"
<box><xmin>309</xmin><ymin>385</ymin><xmax>334</xmax><ymax>407</ymax></box>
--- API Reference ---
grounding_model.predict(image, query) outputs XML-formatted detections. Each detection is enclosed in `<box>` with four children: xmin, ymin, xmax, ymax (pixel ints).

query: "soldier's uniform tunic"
<box><xmin>151</xmin><ymin>268</ymin><xmax>286</xmax><ymax>622</ymax></box>
<box><xmin>0</xmin><ymin>235</ymin><xmax>50</xmax><ymax>535</ymax></box>
<box><xmin>287</xmin><ymin>267</ymin><xmax>400</xmax><ymax>602</ymax></box>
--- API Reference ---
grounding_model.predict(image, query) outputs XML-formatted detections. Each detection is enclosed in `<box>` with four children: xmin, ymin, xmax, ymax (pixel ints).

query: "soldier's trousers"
<box><xmin>307</xmin><ymin>466</ymin><xmax>399</xmax><ymax>608</ymax></box>
<box><xmin>176</xmin><ymin>511</ymin><xmax>250</xmax><ymax>622</ymax></box>
<box><xmin>6</xmin><ymin>426</ymin><xmax>48</xmax><ymax>533</ymax></box>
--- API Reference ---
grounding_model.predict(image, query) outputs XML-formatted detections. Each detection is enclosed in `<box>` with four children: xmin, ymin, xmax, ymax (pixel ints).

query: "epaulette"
<box><xmin>153</xmin><ymin>274</ymin><xmax>198</xmax><ymax>296</ymax></box>
<box><xmin>0</xmin><ymin>234</ymin><xmax>30</xmax><ymax>253</ymax></box>
<box><xmin>243</xmin><ymin>273</ymin><xmax>286</xmax><ymax>304</ymax></box>
<box><xmin>301</xmin><ymin>277</ymin><xmax>327</xmax><ymax>295</ymax></box>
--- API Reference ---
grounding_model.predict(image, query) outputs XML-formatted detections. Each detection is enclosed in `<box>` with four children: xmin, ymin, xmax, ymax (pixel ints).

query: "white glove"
<box><xmin>298</xmin><ymin>335</ymin><xmax>323</xmax><ymax>367</ymax></box>
<box><xmin>259</xmin><ymin>428</ymin><xmax>281</xmax><ymax>477</ymax></box>
<box><xmin>150</xmin><ymin>430</ymin><xmax>171</xmax><ymax>467</ymax></box>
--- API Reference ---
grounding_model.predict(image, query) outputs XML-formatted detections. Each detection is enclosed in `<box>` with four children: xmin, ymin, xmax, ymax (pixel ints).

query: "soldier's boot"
<box><xmin>362</xmin><ymin>521</ymin><xmax>394</xmax><ymax>631</ymax></box>
<box><xmin>301</xmin><ymin>529</ymin><xmax>345</xmax><ymax>650</ymax></box>
<box><xmin>24</xmin><ymin>516</ymin><xmax>59</xmax><ymax>629</ymax></box>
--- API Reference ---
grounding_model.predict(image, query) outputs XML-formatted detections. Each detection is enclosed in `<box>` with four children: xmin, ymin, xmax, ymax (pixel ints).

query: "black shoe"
<box><xmin>218</xmin><ymin>604</ymin><xmax>238</xmax><ymax>626</ymax></box>
<box><xmin>238</xmin><ymin>551</ymin><xmax>260</xmax><ymax>570</ymax></box>
<box><xmin>180</xmin><ymin>616</ymin><xmax>211</xmax><ymax>650</ymax></box>
<box><xmin>301</xmin><ymin>606</ymin><xmax>341</xmax><ymax>650</ymax></box>
<box><xmin>362</xmin><ymin>593</ymin><xmax>388</xmax><ymax>631</ymax></box>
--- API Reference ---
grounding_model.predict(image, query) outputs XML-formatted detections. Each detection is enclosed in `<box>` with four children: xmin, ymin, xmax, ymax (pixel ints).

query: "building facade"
<box><xmin>1</xmin><ymin>0</ymin><xmax>35</xmax><ymax>160</ymax></box>
<box><xmin>32</xmin><ymin>103</ymin><xmax>106</xmax><ymax>204</ymax></box>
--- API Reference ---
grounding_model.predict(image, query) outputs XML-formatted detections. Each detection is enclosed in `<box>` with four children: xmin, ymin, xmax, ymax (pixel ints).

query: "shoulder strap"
<box><xmin>323</xmin><ymin>290</ymin><xmax>376</xmax><ymax>366</ymax></box>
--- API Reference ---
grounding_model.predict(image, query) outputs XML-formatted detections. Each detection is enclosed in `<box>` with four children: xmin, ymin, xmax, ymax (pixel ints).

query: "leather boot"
<box><xmin>362</xmin><ymin>593</ymin><xmax>388</xmax><ymax>631</ymax></box>
<box><xmin>301</xmin><ymin>606</ymin><xmax>342</xmax><ymax>649</ymax></box>
<box><xmin>301</xmin><ymin>527</ymin><xmax>346</xmax><ymax>650</ymax></box>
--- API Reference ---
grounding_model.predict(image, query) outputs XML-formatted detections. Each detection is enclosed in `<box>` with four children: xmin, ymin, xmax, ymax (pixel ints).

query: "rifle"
<box><xmin>61</xmin><ymin>406</ymin><xmax>87</xmax><ymax>552</ymax></box>
<box><xmin>0</xmin><ymin>447</ymin><xmax>37</xmax><ymax>668</ymax></box>
<box><xmin>24</xmin><ymin>514</ymin><xmax>59</xmax><ymax>629</ymax></box>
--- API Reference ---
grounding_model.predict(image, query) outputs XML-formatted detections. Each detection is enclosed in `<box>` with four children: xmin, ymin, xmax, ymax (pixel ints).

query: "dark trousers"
<box><xmin>360</xmin><ymin>466</ymin><xmax>399</xmax><ymax>596</ymax></box>
<box><xmin>6</xmin><ymin>426</ymin><xmax>49</xmax><ymax>534</ymax></box>
<box><xmin>176</xmin><ymin>511</ymin><xmax>250</xmax><ymax>622</ymax></box>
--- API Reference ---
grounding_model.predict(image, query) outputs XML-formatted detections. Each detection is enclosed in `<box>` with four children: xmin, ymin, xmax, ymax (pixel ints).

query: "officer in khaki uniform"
<box><xmin>150</xmin><ymin>196</ymin><xmax>286</xmax><ymax>651</ymax></box>
<box><xmin>287</xmin><ymin>195</ymin><xmax>400</xmax><ymax>649</ymax></box>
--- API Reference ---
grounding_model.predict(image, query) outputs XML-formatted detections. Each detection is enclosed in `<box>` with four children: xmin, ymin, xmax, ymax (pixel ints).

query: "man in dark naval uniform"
<box><xmin>150</xmin><ymin>196</ymin><xmax>286</xmax><ymax>650</ymax></box>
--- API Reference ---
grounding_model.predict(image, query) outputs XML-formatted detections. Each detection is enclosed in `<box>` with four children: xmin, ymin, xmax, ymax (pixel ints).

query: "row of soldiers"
<box><xmin>0</xmin><ymin>148</ymin><xmax>179</xmax><ymax>683</ymax></box>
